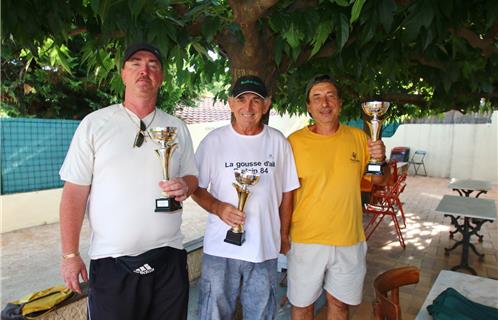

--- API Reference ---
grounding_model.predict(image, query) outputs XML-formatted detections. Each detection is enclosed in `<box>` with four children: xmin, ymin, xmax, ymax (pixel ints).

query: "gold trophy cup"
<box><xmin>361</xmin><ymin>101</ymin><xmax>390</xmax><ymax>175</ymax></box>
<box><xmin>149</xmin><ymin>127</ymin><xmax>182</xmax><ymax>212</ymax></box>
<box><xmin>224</xmin><ymin>169</ymin><xmax>260</xmax><ymax>246</ymax></box>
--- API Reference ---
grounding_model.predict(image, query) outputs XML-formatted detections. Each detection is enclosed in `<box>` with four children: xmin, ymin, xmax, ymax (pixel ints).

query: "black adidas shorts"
<box><xmin>88</xmin><ymin>246</ymin><xmax>188</xmax><ymax>320</ymax></box>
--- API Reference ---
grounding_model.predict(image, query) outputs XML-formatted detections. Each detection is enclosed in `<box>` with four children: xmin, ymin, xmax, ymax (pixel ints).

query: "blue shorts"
<box><xmin>198</xmin><ymin>254</ymin><xmax>277</xmax><ymax>320</ymax></box>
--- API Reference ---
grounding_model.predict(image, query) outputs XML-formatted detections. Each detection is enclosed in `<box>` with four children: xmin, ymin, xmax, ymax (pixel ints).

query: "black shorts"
<box><xmin>88</xmin><ymin>246</ymin><xmax>188</xmax><ymax>320</ymax></box>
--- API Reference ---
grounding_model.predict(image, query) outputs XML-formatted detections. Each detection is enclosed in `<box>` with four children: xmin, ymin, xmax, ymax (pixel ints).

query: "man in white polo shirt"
<box><xmin>192</xmin><ymin>75</ymin><xmax>299</xmax><ymax>319</ymax></box>
<box><xmin>59</xmin><ymin>43</ymin><xmax>198</xmax><ymax>320</ymax></box>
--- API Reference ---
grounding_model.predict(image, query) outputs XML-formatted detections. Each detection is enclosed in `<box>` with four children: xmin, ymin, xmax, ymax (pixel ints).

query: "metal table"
<box><xmin>415</xmin><ymin>270</ymin><xmax>498</xmax><ymax>319</ymax></box>
<box><xmin>435</xmin><ymin>195</ymin><xmax>496</xmax><ymax>275</ymax></box>
<box><xmin>448</xmin><ymin>179</ymin><xmax>492</xmax><ymax>198</ymax></box>
<box><xmin>448</xmin><ymin>179</ymin><xmax>493</xmax><ymax>241</ymax></box>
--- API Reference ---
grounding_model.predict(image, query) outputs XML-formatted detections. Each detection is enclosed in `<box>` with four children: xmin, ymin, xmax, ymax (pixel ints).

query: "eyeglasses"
<box><xmin>133</xmin><ymin>120</ymin><xmax>146</xmax><ymax>148</ymax></box>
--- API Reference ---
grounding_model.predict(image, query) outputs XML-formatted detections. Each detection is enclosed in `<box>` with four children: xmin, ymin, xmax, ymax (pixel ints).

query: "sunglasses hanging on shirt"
<box><xmin>134</xmin><ymin>120</ymin><xmax>146</xmax><ymax>148</ymax></box>
<box><xmin>123</xmin><ymin>105</ymin><xmax>157</xmax><ymax>148</ymax></box>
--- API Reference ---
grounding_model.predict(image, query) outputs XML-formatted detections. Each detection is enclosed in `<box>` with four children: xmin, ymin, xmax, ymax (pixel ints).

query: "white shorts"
<box><xmin>287</xmin><ymin>241</ymin><xmax>367</xmax><ymax>307</ymax></box>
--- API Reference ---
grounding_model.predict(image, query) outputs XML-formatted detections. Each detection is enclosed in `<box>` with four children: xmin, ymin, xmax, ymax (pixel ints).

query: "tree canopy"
<box><xmin>2</xmin><ymin>0</ymin><xmax>497</xmax><ymax>120</ymax></box>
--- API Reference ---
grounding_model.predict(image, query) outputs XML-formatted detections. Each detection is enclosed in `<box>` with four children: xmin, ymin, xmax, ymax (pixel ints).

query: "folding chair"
<box><xmin>370</xmin><ymin>162</ymin><xmax>407</xmax><ymax>228</ymax></box>
<box><xmin>373</xmin><ymin>266</ymin><xmax>420</xmax><ymax>320</ymax></box>
<box><xmin>364</xmin><ymin>176</ymin><xmax>406</xmax><ymax>248</ymax></box>
<box><xmin>408</xmin><ymin>150</ymin><xmax>427</xmax><ymax>176</ymax></box>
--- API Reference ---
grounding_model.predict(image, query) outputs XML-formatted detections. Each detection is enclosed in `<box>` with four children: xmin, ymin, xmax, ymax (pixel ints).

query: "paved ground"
<box><xmin>1</xmin><ymin>176</ymin><xmax>497</xmax><ymax>319</ymax></box>
<box><xmin>322</xmin><ymin>176</ymin><xmax>498</xmax><ymax>320</ymax></box>
<box><xmin>0</xmin><ymin>199</ymin><xmax>208</xmax><ymax>306</ymax></box>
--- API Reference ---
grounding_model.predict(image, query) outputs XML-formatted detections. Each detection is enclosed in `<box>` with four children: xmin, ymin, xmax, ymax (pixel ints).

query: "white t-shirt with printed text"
<box><xmin>195</xmin><ymin>124</ymin><xmax>299</xmax><ymax>263</ymax></box>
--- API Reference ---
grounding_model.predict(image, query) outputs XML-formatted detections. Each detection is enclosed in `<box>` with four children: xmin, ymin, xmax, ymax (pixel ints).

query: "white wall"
<box><xmin>384</xmin><ymin>111</ymin><xmax>498</xmax><ymax>184</ymax></box>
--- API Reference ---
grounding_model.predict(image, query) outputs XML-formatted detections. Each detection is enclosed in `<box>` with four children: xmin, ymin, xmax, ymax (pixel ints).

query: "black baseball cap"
<box><xmin>231</xmin><ymin>75</ymin><xmax>268</xmax><ymax>99</ymax></box>
<box><xmin>123</xmin><ymin>43</ymin><xmax>163</xmax><ymax>67</ymax></box>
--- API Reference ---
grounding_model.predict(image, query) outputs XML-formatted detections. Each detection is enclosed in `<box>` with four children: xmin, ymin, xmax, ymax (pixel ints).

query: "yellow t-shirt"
<box><xmin>288</xmin><ymin>125</ymin><xmax>369</xmax><ymax>246</ymax></box>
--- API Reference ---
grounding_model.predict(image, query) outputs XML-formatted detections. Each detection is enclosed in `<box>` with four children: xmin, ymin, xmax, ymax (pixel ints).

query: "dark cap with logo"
<box><xmin>123</xmin><ymin>43</ymin><xmax>163</xmax><ymax>67</ymax></box>
<box><xmin>231</xmin><ymin>75</ymin><xmax>268</xmax><ymax>99</ymax></box>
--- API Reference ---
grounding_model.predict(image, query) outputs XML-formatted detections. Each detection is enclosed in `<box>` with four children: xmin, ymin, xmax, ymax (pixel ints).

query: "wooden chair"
<box><xmin>364</xmin><ymin>174</ymin><xmax>407</xmax><ymax>248</ymax></box>
<box><xmin>373</xmin><ymin>266</ymin><xmax>420</xmax><ymax>320</ymax></box>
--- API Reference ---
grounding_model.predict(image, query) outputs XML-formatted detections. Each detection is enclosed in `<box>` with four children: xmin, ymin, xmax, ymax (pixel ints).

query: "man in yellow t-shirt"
<box><xmin>281</xmin><ymin>75</ymin><xmax>390</xmax><ymax>320</ymax></box>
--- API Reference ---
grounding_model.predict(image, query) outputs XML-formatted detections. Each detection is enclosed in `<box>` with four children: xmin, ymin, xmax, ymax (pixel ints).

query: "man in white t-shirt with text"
<box><xmin>192</xmin><ymin>75</ymin><xmax>299</xmax><ymax>319</ymax></box>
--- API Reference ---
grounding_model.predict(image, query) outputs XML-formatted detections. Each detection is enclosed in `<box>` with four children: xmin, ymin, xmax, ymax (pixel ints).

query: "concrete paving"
<box><xmin>1</xmin><ymin>176</ymin><xmax>497</xmax><ymax>320</ymax></box>
<box><xmin>0</xmin><ymin>198</ymin><xmax>208</xmax><ymax>306</ymax></box>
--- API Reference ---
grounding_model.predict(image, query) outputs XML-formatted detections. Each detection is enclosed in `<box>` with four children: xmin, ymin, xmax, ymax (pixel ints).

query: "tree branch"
<box><xmin>171</xmin><ymin>3</ymin><xmax>204</xmax><ymax>36</ymax></box>
<box><xmin>68</xmin><ymin>27</ymin><xmax>87</xmax><ymax>37</ymax></box>
<box><xmin>228</xmin><ymin>0</ymin><xmax>279</xmax><ymax>24</ymax></box>
<box><xmin>379</xmin><ymin>93</ymin><xmax>427</xmax><ymax>106</ymax></box>
<box><xmin>450</xmin><ymin>23</ymin><xmax>498</xmax><ymax>57</ymax></box>
<box><xmin>413</xmin><ymin>55</ymin><xmax>445</xmax><ymax>69</ymax></box>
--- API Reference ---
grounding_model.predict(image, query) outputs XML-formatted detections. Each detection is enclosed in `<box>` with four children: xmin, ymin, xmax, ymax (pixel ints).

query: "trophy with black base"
<box><xmin>224</xmin><ymin>169</ymin><xmax>260</xmax><ymax>246</ymax></box>
<box><xmin>149</xmin><ymin>127</ymin><xmax>183</xmax><ymax>212</ymax></box>
<box><xmin>361</xmin><ymin>101</ymin><xmax>390</xmax><ymax>175</ymax></box>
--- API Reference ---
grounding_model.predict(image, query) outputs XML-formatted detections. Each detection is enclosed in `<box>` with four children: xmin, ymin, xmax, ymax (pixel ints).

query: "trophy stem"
<box><xmin>237</xmin><ymin>190</ymin><xmax>249</xmax><ymax>211</ymax></box>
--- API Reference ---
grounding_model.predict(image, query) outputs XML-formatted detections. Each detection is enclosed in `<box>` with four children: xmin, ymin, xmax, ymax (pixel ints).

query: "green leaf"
<box><xmin>192</xmin><ymin>42</ymin><xmax>208</xmax><ymax>57</ymax></box>
<box><xmin>90</xmin><ymin>0</ymin><xmax>100</xmax><ymax>13</ymax></box>
<box><xmin>378</xmin><ymin>0</ymin><xmax>396</xmax><ymax>32</ymax></box>
<box><xmin>201</xmin><ymin>16</ymin><xmax>221</xmax><ymax>42</ymax></box>
<box><xmin>128</xmin><ymin>0</ymin><xmax>147</xmax><ymax>21</ymax></box>
<box><xmin>337</xmin><ymin>13</ymin><xmax>350</xmax><ymax>49</ymax></box>
<box><xmin>283</xmin><ymin>24</ymin><xmax>304</xmax><ymax>48</ymax></box>
<box><xmin>484</xmin><ymin>1</ymin><xmax>498</xmax><ymax>28</ymax></box>
<box><xmin>310</xmin><ymin>21</ymin><xmax>333</xmax><ymax>57</ymax></box>
<box><xmin>335</xmin><ymin>0</ymin><xmax>352</xmax><ymax>7</ymax></box>
<box><xmin>350</xmin><ymin>0</ymin><xmax>366</xmax><ymax>24</ymax></box>
<box><xmin>274</xmin><ymin>37</ymin><xmax>284</xmax><ymax>66</ymax></box>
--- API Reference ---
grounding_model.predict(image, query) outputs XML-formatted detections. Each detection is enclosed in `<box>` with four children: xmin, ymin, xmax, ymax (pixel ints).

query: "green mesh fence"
<box><xmin>1</xmin><ymin>118</ymin><xmax>80</xmax><ymax>194</ymax></box>
<box><xmin>345</xmin><ymin>119</ymin><xmax>400</xmax><ymax>138</ymax></box>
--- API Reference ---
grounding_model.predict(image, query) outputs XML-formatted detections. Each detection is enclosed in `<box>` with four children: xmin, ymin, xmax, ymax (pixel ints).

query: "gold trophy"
<box><xmin>224</xmin><ymin>169</ymin><xmax>260</xmax><ymax>246</ymax></box>
<box><xmin>361</xmin><ymin>101</ymin><xmax>390</xmax><ymax>175</ymax></box>
<box><xmin>149</xmin><ymin>127</ymin><xmax>182</xmax><ymax>212</ymax></box>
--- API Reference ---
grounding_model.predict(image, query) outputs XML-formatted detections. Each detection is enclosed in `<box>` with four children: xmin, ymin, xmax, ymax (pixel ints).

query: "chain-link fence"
<box><xmin>1</xmin><ymin>118</ymin><xmax>79</xmax><ymax>194</ymax></box>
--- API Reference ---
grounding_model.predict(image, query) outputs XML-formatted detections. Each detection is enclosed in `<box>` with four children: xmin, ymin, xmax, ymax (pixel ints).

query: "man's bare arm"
<box><xmin>192</xmin><ymin>187</ymin><xmax>245</xmax><ymax>227</ymax></box>
<box><xmin>279</xmin><ymin>191</ymin><xmax>294</xmax><ymax>254</ymax></box>
<box><xmin>60</xmin><ymin>182</ymin><xmax>90</xmax><ymax>293</ymax></box>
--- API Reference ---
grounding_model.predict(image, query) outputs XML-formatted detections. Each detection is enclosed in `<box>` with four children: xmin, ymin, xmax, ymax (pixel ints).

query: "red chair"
<box><xmin>364</xmin><ymin>174</ymin><xmax>406</xmax><ymax>248</ymax></box>
<box><xmin>370</xmin><ymin>162</ymin><xmax>407</xmax><ymax>228</ymax></box>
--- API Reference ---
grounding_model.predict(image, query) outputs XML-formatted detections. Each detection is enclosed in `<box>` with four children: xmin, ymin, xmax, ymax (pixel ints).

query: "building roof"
<box><xmin>175</xmin><ymin>96</ymin><xmax>278</xmax><ymax>124</ymax></box>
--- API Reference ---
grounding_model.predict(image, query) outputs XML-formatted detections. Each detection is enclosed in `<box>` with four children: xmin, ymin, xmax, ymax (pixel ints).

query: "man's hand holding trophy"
<box><xmin>149</xmin><ymin>127</ymin><xmax>183</xmax><ymax>212</ymax></box>
<box><xmin>224</xmin><ymin>168</ymin><xmax>260</xmax><ymax>246</ymax></box>
<box><xmin>361</xmin><ymin>101</ymin><xmax>390</xmax><ymax>175</ymax></box>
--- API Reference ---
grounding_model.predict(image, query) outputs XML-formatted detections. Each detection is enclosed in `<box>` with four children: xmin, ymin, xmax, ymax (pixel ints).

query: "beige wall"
<box><xmin>1</xmin><ymin>188</ymin><xmax>63</xmax><ymax>233</ymax></box>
